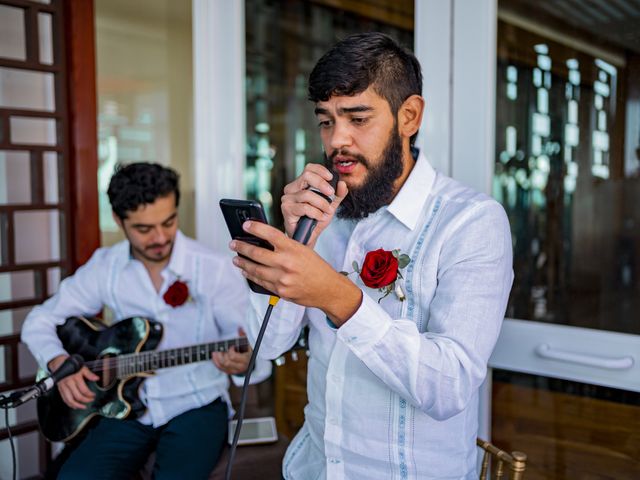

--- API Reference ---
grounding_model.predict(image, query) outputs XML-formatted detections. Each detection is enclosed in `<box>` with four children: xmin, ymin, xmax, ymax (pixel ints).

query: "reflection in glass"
<box><xmin>0</xmin><ymin>151</ymin><xmax>31</xmax><ymax>204</ymax></box>
<box><xmin>0</xmin><ymin>5</ymin><xmax>26</xmax><ymax>61</ymax></box>
<box><xmin>0</xmin><ymin>67</ymin><xmax>55</xmax><ymax>111</ymax></box>
<box><xmin>495</xmin><ymin>19</ymin><xmax>640</xmax><ymax>335</ymax></box>
<box><xmin>14</xmin><ymin>210</ymin><xmax>61</xmax><ymax>263</ymax></box>
<box><xmin>10</xmin><ymin>117</ymin><xmax>57</xmax><ymax>146</ymax></box>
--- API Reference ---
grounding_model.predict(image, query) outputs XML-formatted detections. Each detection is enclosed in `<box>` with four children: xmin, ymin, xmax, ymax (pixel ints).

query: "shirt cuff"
<box><xmin>336</xmin><ymin>292</ymin><xmax>392</xmax><ymax>351</ymax></box>
<box><xmin>39</xmin><ymin>346</ymin><xmax>69</xmax><ymax>373</ymax></box>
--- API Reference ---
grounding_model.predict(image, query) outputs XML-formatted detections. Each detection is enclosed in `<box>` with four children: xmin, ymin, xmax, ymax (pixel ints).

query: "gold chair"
<box><xmin>477</xmin><ymin>437</ymin><xmax>527</xmax><ymax>479</ymax></box>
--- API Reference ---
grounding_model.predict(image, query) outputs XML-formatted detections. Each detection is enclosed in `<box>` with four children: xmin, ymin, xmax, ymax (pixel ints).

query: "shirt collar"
<box><xmin>386</xmin><ymin>150</ymin><xmax>436</xmax><ymax>231</ymax></box>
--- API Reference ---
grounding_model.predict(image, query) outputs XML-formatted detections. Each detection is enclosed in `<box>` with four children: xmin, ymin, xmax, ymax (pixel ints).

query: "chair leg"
<box><xmin>509</xmin><ymin>451</ymin><xmax>527</xmax><ymax>480</ymax></box>
<box><xmin>480</xmin><ymin>451</ymin><xmax>490</xmax><ymax>479</ymax></box>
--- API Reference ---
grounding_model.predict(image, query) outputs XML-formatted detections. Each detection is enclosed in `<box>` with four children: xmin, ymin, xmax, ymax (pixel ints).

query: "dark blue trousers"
<box><xmin>58</xmin><ymin>398</ymin><xmax>228</xmax><ymax>480</ymax></box>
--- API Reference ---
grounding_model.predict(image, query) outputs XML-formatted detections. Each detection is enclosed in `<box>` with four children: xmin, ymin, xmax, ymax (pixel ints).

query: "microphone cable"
<box><xmin>225</xmin><ymin>170</ymin><xmax>336</xmax><ymax>479</ymax></box>
<box><xmin>224</xmin><ymin>294</ymin><xmax>279</xmax><ymax>480</ymax></box>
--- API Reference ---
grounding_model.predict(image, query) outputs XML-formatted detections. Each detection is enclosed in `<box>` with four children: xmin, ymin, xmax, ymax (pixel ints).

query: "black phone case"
<box><xmin>219</xmin><ymin>199</ymin><xmax>276</xmax><ymax>296</ymax></box>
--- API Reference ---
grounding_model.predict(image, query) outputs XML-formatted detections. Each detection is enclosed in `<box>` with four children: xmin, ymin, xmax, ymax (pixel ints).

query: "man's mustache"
<box><xmin>329</xmin><ymin>149</ymin><xmax>370</xmax><ymax>168</ymax></box>
<box><xmin>146</xmin><ymin>241</ymin><xmax>171</xmax><ymax>250</ymax></box>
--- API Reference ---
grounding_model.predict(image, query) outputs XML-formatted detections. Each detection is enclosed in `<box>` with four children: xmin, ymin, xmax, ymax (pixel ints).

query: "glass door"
<box><xmin>489</xmin><ymin>1</ymin><xmax>640</xmax><ymax>478</ymax></box>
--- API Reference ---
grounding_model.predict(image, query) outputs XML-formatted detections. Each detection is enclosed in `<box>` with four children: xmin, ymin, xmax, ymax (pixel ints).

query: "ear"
<box><xmin>397</xmin><ymin>94</ymin><xmax>425</xmax><ymax>140</ymax></box>
<box><xmin>112</xmin><ymin>212</ymin><xmax>124</xmax><ymax>229</ymax></box>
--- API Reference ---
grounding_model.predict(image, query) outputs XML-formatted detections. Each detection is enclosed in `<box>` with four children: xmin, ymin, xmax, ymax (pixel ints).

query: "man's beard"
<box><xmin>326</xmin><ymin>130</ymin><xmax>404</xmax><ymax>220</ymax></box>
<box><xmin>124</xmin><ymin>228</ymin><xmax>174</xmax><ymax>264</ymax></box>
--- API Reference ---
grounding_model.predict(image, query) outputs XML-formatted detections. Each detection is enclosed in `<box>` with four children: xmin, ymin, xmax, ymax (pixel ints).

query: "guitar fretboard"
<box><xmin>114</xmin><ymin>337</ymin><xmax>249</xmax><ymax>377</ymax></box>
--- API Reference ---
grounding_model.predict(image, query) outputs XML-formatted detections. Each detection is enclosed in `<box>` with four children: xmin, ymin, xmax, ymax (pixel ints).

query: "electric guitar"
<box><xmin>37</xmin><ymin>315</ymin><xmax>248</xmax><ymax>442</ymax></box>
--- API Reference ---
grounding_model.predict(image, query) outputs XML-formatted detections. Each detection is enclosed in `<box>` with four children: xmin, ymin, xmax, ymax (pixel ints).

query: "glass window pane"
<box><xmin>18</xmin><ymin>342</ymin><xmax>39</xmax><ymax>381</ymax></box>
<box><xmin>0</xmin><ymin>151</ymin><xmax>32</xmax><ymax>204</ymax></box>
<box><xmin>95</xmin><ymin>0</ymin><xmax>195</xmax><ymax>246</ymax></box>
<box><xmin>43</xmin><ymin>151</ymin><xmax>59</xmax><ymax>204</ymax></box>
<box><xmin>38</xmin><ymin>12</ymin><xmax>54</xmax><ymax>65</ymax></box>
<box><xmin>46</xmin><ymin>266</ymin><xmax>60</xmax><ymax>295</ymax></box>
<box><xmin>0</xmin><ymin>67</ymin><xmax>55</xmax><ymax>111</ymax></box>
<box><xmin>0</xmin><ymin>432</ymin><xmax>42</xmax><ymax>479</ymax></box>
<box><xmin>0</xmin><ymin>212</ymin><xmax>7</xmax><ymax>265</ymax></box>
<box><xmin>14</xmin><ymin>210</ymin><xmax>61</xmax><ymax>263</ymax></box>
<box><xmin>495</xmin><ymin>19</ymin><xmax>639</xmax><ymax>335</ymax></box>
<box><xmin>10</xmin><ymin>116</ymin><xmax>57</xmax><ymax>146</ymax></box>
<box><xmin>0</xmin><ymin>345</ymin><xmax>6</xmax><ymax>384</ymax></box>
<box><xmin>0</xmin><ymin>270</ymin><xmax>36</xmax><ymax>302</ymax></box>
<box><xmin>0</xmin><ymin>5</ymin><xmax>26</xmax><ymax>61</ymax></box>
<box><xmin>0</xmin><ymin>307</ymin><xmax>32</xmax><ymax>335</ymax></box>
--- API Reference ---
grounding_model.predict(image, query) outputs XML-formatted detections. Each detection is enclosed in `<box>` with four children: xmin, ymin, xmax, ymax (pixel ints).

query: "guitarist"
<box><xmin>21</xmin><ymin>163</ymin><xmax>270</xmax><ymax>479</ymax></box>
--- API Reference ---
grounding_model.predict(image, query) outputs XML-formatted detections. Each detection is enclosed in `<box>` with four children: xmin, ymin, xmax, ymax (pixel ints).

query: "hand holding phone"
<box><xmin>219</xmin><ymin>199</ymin><xmax>275</xmax><ymax>296</ymax></box>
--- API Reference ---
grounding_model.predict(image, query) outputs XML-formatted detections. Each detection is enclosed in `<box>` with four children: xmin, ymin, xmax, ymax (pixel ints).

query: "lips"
<box><xmin>333</xmin><ymin>156</ymin><xmax>358</xmax><ymax>174</ymax></box>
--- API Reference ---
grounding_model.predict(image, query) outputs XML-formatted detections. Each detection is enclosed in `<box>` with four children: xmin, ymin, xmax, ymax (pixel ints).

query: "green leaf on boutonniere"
<box><xmin>352</xmin><ymin>261</ymin><xmax>360</xmax><ymax>273</ymax></box>
<box><xmin>339</xmin><ymin>271</ymin><xmax>349</xmax><ymax>276</ymax></box>
<box><xmin>392</xmin><ymin>249</ymin><xmax>400</xmax><ymax>258</ymax></box>
<box><xmin>397</xmin><ymin>254</ymin><xmax>411</xmax><ymax>269</ymax></box>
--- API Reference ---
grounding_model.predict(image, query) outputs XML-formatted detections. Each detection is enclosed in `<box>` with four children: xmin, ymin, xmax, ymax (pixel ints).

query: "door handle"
<box><xmin>535</xmin><ymin>343</ymin><xmax>635</xmax><ymax>370</ymax></box>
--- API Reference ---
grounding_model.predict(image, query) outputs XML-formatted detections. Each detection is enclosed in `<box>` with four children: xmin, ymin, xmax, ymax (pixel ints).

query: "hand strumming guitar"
<box><xmin>48</xmin><ymin>354</ymin><xmax>99</xmax><ymax>410</ymax></box>
<box><xmin>211</xmin><ymin>328</ymin><xmax>252</xmax><ymax>376</ymax></box>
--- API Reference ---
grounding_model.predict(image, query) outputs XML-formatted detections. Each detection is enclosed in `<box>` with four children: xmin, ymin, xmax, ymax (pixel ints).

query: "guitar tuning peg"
<box><xmin>291</xmin><ymin>351</ymin><xmax>298</xmax><ymax>362</ymax></box>
<box><xmin>305</xmin><ymin>350</ymin><xmax>310</xmax><ymax>357</ymax></box>
<box><xmin>274</xmin><ymin>356</ymin><xmax>286</xmax><ymax>367</ymax></box>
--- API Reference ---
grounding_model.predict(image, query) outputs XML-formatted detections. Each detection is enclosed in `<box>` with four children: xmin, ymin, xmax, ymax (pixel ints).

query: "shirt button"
<box><xmin>331</xmin><ymin>374</ymin><xmax>340</xmax><ymax>383</ymax></box>
<box><xmin>328</xmin><ymin>458</ymin><xmax>341</xmax><ymax>464</ymax></box>
<box><xmin>329</xmin><ymin>417</ymin><xmax>338</xmax><ymax>426</ymax></box>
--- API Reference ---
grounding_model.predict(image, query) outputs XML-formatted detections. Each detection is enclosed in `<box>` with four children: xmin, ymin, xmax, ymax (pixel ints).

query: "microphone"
<box><xmin>292</xmin><ymin>173</ymin><xmax>339</xmax><ymax>245</ymax></box>
<box><xmin>16</xmin><ymin>354</ymin><xmax>84</xmax><ymax>405</ymax></box>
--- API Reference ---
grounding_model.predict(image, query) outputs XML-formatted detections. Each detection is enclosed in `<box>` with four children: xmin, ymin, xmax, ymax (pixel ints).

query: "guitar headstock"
<box><xmin>274</xmin><ymin>326</ymin><xmax>309</xmax><ymax>367</ymax></box>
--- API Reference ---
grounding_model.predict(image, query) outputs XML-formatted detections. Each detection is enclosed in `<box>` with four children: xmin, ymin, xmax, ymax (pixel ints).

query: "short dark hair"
<box><xmin>308</xmin><ymin>32</ymin><xmax>423</xmax><ymax>144</ymax></box>
<box><xmin>107</xmin><ymin>162</ymin><xmax>180</xmax><ymax>219</ymax></box>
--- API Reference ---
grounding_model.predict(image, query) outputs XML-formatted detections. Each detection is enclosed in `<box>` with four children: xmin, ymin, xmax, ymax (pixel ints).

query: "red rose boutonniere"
<box><xmin>342</xmin><ymin>248</ymin><xmax>411</xmax><ymax>302</ymax></box>
<box><xmin>163</xmin><ymin>279</ymin><xmax>192</xmax><ymax>308</ymax></box>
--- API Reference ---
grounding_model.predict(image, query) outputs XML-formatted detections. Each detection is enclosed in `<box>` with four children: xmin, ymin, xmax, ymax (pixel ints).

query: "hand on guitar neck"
<box><xmin>211</xmin><ymin>328</ymin><xmax>252</xmax><ymax>376</ymax></box>
<box><xmin>48</xmin><ymin>354</ymin><xmax>99</xmax><ymax>410</ymax></box>
<box><xmin>46</xmin><ymin>327</ymin><xmax>252</xmax><ymax>411</ymax></box>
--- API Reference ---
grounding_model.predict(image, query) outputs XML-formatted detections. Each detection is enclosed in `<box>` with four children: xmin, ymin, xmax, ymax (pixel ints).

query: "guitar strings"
<box><xmin>72</xmin><ymin>337</ymin><xmax>250</xmax><ymax>374</ymax></box>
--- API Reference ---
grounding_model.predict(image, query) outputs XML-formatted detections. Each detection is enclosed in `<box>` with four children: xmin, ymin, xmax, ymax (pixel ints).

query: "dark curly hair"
<box><xmin>308</xmin><ymin>32</ymin><xmax>423</xmax><ymax>144</ymax></box>
<box><xmin>107</xmin><ymin>162</ymin><xmax>180</xmax><ymax>219</ymax></box>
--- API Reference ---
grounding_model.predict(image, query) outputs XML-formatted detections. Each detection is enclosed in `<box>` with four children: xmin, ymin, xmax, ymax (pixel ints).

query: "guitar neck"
<box><xmin>113</xmin><ymin>337</ymin><xmax>249</xmax><ymax>377</ymax></box>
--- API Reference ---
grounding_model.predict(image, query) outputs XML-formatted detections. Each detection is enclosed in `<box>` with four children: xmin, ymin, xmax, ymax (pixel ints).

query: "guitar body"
<box><xmin>37</xmin><ymin>316</ymin><xmax>162</xmax><ymax>442</ymax></box>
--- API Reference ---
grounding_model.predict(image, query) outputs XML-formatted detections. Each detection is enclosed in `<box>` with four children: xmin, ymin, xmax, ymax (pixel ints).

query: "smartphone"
<box><xmin>219</xmin><ymin>199</ymin><xmax>276</xmax><ymax>296</ymax></box>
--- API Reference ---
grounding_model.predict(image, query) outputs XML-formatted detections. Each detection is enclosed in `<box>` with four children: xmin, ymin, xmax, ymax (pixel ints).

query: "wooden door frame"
<box><xmin>64</xmin><ymin>0</ymin><xmax>100</xmax><ymax>269</ymax></box>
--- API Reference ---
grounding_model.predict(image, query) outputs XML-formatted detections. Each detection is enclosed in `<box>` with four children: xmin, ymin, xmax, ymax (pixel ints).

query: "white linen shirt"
<box><xmin>249</xmin><ymin>153</ymin><xmax>513</xmax><ymax>479</ymax></box>
<box><xmin>22</xmin><ymin>230</ymin><xmax>270</xmax><ymax>427</ymax></box>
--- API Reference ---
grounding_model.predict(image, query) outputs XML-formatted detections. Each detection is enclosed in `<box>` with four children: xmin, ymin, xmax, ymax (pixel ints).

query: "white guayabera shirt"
<box><xmin>22</xmin><ymin>231</ymin><xmax>270</xmax><ymax>427</ymax></box>
<box><xmin>250</xmin><ymin>152</ymin><xmax>513</xmax><ymax>480</ymax></box>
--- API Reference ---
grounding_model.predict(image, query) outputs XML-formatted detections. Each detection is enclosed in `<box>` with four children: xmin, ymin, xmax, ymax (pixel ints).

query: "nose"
<box><xmin>153</xmin><ymin>227</ymin><xmax>168</xmax><ymax>244</ymax></box>
<box><xmin>328</xmin><ymin>120</ymin><xmax>352</xmax><ymax>152</ymax></box>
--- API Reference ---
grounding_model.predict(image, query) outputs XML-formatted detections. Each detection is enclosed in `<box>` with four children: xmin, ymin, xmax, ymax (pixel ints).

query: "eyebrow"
<box><xmin>131</xmin><ymin>212</ymin><xmax>177</xmax><ymax>229</ymax></box>
<box><xmin>314</xmin><ymin>105</ymin><xmax>374</xmax><ymax>116</ymax></box>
